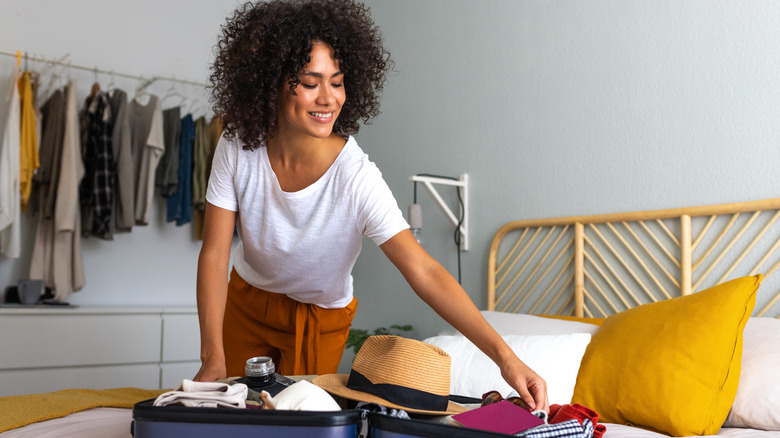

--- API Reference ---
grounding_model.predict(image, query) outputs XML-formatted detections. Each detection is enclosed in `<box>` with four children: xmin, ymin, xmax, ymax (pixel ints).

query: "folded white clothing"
<box><xmin>261</xmin><ymin>380</ymin><xmax>340</xmax><ymax>411</ymax></box>
<box><xmin>153</xmin><ymin>379</ymin><xmax>248</xmax><ymax>409</ymax></box>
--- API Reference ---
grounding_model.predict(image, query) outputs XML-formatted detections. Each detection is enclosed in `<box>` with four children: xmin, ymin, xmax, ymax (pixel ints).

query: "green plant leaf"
<box><xmin>346</xmin><ymin>324</ymin><xmax>414</xmax><ymax>355</ymax></box>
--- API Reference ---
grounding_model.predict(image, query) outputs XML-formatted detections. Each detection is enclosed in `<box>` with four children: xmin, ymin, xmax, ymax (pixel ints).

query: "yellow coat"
<box><xmin>18</xmin><ymin>70</ymin><xmax>39</xmax><ymax>212</ymax></box>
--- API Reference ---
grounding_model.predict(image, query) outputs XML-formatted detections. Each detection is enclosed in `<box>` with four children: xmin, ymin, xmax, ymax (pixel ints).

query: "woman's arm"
<box><xmin>193</xmin><ymin>202</ymin><xmax>237</xmax><ymax>382</ymax></box>
<box><xmin>380</xmin><ymin>229</ymin><xmax>549</xmax><ymax>411</ymax></box>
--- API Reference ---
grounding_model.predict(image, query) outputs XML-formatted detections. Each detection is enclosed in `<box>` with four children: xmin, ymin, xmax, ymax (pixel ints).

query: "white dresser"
<box><xmin>0</xmin><ymin>306</ymin><xmax>201</xmax><ymax>397</ymax></box>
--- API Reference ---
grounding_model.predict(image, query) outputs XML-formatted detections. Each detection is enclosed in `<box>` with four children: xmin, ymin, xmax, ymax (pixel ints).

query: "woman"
<box><xmin>195</xmin><ymin>0</ymin><xmax>549</xmax><ymax>411</ymax></box>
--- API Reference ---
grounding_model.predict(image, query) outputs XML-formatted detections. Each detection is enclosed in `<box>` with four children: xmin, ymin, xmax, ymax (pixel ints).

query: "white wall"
<box><xmin>2</xmin><ymin>1</ymin><xmax>780</xmax><ymax>348</ymax></box>
<box><xmin>0</xmin><ymin>0</ymin><xmax>242</xmax><ymax>305</ymax></box>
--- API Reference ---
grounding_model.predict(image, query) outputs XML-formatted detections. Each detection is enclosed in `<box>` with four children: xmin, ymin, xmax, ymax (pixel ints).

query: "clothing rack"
<box><xmin>0</xmin><ymin>49</ymin><xmax>208</xmax><ymax>93</ymax></box>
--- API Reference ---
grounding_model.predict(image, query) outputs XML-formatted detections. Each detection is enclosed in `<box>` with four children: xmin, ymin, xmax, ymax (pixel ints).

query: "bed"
<box><xmin>3</xmin><ymin>197</ymin><xmax>780</xmax><ymax>437</ymax></box>
<box><xmin>425</xmin><ymin>196</ymin><xmax>780</xmax><ymax>437</ymax></box>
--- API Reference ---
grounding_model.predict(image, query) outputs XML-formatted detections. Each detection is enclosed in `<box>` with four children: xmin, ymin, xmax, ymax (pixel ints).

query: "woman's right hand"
<box><xmin>194</xmin><ymin>203</ymin><xmax>236</xmax><ymax>383</ymax></box>
<box><xmin>193</xmin><ymin>359</ymin><xmax>227</xmax><ymax>382</ymax></box>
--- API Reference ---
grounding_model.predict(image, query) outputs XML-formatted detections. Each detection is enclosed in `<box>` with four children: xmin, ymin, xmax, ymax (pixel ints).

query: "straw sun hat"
<box><xmin>313</xmin><ymin>335</ymin><xmax>468</xmax><ymax>415</ymax></box>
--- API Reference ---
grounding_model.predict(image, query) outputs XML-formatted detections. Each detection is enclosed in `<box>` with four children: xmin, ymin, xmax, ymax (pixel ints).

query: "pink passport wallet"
<box><xmin>451</xmin><ymin>400</ymin><xmax>545</xmax><ymax>435</ymax></box>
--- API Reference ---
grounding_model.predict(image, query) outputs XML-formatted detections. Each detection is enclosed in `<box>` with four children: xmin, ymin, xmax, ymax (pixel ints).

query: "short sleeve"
<box><xmin>352</xmin><ymin>160</ymin><xmax>409</xmax><ymax>246</ymax></box>
<box><xmin>205</xmin><ymin>133</ymin><xmax>239</xmax><ymax>211</ymax></box>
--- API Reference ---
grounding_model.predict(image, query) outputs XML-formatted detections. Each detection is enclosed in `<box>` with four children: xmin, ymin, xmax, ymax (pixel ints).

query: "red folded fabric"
<box><xmin>548</xmin><ymin>403</ymin><xmax>606</xmax><ymax>438</ymax></box>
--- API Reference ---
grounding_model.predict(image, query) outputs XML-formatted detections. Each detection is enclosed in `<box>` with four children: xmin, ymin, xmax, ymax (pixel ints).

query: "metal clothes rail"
<box><xmin>0</xmin><ymin>49</ymin><xmax>208</xmax><ymax>92</ymax></box>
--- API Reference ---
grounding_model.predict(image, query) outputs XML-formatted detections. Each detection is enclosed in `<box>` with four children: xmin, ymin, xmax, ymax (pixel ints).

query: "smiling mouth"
<box><xmin>309</xmin><ymin>112</ymin><xmax>333</xmax><ymax>118</ymax></box>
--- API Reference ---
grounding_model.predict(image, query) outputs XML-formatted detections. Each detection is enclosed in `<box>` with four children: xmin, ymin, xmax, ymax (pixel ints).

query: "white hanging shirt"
<box><xmin>206</xmin><ymin>135</ymin><xmax>409</xmax><ymax>308</ymax></box>
<box><xmin>0</xmin><ymin>68</ymin><xmax>21</xmax><ymax>258</ymax></box>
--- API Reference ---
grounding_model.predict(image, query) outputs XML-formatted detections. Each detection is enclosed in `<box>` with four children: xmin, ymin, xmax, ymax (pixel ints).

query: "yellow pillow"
<box><xmin>571</xmin><ymin>275</ymin><xmax>761</xmax><ymax>437</ymax></box>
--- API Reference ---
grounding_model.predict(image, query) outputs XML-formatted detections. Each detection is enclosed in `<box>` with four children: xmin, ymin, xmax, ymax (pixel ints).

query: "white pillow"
<box><xmin>724</xmin><ymin>317</ymin><xmax>780</xmax><ymax>430</ymax></box>
<box><xmin>480</xmin><ymin>311</ymin><xmax>600</xmax><ymax>336</ymax></box>
<box><xmin>423</xmin><ymin>333</ymin><xmax>591</xmax><ymax>405</ymax></box>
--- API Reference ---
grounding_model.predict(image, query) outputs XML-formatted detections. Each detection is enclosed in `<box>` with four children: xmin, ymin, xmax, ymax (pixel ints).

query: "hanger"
<box><xmin>186</xmin><ymin>83</ymin><xmax>211</xmax><ymax>118</ymax></box>
<box><xmin>134</xmin><ymin>77</ymin><xmax>157</xmax><ymax>105</ymax></box>
<box><xmin>88</xmin><ymin>67</ymin><xmax>101</xmax><ymax>101</ymax></box>
<box><xmin>186</xmin><ymin>99</ymin><xmax>200</xmax><ymax>116</ymax></box>
<box><xmin>106</xmin><ymin>70</ymin><xmax>118</xmax><ymax>93</ymax></box>
<box><xmin>64</xmin><ymin>60</ymin><xmax>73</xmax><ymax>87</ymax></box>
<box><xmin>190</xmin><ymin>96</ymin><xmax>211</xmax><ymax>119</ymax></box>
<box><xmin>39</xmin><ymin>55</ymin><xmax>70</xmax><ymax>101</ymax></box>
<box><xmin>160</xmin><ymin>81</ymin><xmax>189</xmax><ymax>109</ymax></box>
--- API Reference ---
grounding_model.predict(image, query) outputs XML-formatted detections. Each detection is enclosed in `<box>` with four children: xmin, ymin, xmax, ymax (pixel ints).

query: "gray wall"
<box><xmin>2</xmin><ymin>1</ymin><xmax>780</xmax><ymax>370</ymax></box>
<box><xmin>348</xmin><ymin>0</ymin><xmax>780</xmax><ymax>347</ymax></box>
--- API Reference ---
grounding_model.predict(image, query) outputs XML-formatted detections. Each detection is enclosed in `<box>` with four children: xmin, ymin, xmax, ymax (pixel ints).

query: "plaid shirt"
<box><xmin>517</xmin><ymin>418</ymin><xmax>595</xmax><ymax>438</ymax></box>
<box><xmin>80</xmin><ymin>91</ymin><xmax>114</xmax><ymax>238</ymax></box>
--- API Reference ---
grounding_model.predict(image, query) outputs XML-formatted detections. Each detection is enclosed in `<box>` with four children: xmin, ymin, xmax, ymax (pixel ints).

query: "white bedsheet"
<box><xmin>604</xmin><ymin>423</ymin><xmax>780</xmax><ymax>438</ymax></box>
<box><xmin>3</xmin><ymin>408</ymin><xmax>779</xmax><ymax>438</ymax></box>
<box><xmin>0</xmin><ymin>408</ymin><xmax>132</xmax><ymax>438</ymax></box>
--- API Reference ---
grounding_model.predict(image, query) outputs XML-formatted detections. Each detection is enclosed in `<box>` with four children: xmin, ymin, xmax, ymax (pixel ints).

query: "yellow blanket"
<box><xmin>0</xmin><ymin>387</ymin><xmax>166</xmax><ymax>433</ymax></box>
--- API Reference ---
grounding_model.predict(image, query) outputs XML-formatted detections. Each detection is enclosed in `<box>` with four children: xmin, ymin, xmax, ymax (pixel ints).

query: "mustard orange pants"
<box><xmin>223</xmin><ymin>269</ymin><xmax>357</xmax><ymax>377</ymax></box>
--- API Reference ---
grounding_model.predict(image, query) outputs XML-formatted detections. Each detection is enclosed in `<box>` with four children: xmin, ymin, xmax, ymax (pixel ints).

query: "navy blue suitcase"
<box><xmin>132</xmin><ymin>399</ymin><xmax>361</xmax><ymax>438</ymax></box>
<box><xmin>132</xmin><ymin>395</ymin><xmax>510</xmax><ymax>438</ymax></box>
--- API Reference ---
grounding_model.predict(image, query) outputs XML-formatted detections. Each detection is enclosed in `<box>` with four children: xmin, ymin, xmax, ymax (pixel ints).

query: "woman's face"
<box><xmin>277</xmin><ymin>42</ymin><xmax>346</xmax><ymax>140</ymax></box>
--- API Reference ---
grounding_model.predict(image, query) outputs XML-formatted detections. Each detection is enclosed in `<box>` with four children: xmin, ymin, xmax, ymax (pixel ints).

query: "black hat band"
<box><xmin>346</xmin><ymin>369</ymin><xmax>449</xmax><ymax>412</ymax></box>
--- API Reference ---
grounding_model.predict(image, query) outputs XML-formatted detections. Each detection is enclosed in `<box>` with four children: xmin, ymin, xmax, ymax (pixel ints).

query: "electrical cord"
<box><xmin>412</xmin><ymin>174</ymin><xmax>464</xmax><ymax>284</ymax></box>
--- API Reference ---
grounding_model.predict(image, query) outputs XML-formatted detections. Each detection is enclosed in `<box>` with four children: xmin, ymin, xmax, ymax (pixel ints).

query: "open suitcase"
<box><xmin>132</xmin><ymin>401</ymin><xmax>518</xmax><ymax>438</ymax></box>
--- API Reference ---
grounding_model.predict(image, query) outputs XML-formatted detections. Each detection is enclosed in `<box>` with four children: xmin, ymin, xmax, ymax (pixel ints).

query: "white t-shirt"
<box><xmin>206</xmin><ymin>134</ymin><xmax>409</xmax><ymax>308</ymax></box>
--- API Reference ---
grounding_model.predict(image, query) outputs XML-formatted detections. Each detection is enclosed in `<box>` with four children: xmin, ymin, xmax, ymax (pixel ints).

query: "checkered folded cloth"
<box><xmin>517</xmin><ymin>418</ymin><xmax>595</xmax><ymax>438</ymax></box>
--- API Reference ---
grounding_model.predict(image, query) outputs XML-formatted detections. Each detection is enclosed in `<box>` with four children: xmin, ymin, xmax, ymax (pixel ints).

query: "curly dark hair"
<box><xmin>210</xmin><ymin>0</ymin><xmax>392</xmax><ymax>151</ymax></box>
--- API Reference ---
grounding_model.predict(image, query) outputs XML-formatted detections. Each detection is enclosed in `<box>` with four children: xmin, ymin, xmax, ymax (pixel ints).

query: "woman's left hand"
<box><xmin>499</xmin><ymin>355</ymin><xmax>549</xmax><ymax>412</ymax></box>
<box><xmin>380</xmin><ymin>230</ymin><xmax>550</xmax><ymax>412</ymax></box>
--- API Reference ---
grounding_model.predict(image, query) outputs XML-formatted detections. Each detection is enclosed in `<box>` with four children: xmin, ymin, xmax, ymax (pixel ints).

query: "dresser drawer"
<box><xmin>0</xmin><ymin>364</ymin><xmax>160</xmax><ymax>397</ymax></box>
<box><xmin>0</xmin><ymin>313</ymin><xmax>161</xmax><ymax>369</ymax></box>
<box><xmin>161</xmin><ymin>313</ymin><xmax>200</xmax><ymax>362</ymax></box>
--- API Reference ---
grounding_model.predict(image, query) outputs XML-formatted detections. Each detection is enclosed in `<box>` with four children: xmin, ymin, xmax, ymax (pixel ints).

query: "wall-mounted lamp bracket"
<box><xmin>409</xmin><ymin>173</ymin><xmax>469</xmax><ymax>251</ymax></box>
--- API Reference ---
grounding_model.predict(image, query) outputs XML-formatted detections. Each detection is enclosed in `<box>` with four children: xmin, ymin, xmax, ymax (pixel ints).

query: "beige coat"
<box><xmin>29</xmin><ymin>80</ymin><xmax>85</xmax><ymax>301</ymax></box>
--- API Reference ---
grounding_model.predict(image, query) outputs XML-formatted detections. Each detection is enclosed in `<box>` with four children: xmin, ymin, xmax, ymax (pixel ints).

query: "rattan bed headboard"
<box><xmin>488</xmin><ymin>198</ymin><xmax>780</xmax><ymax>319</ymax></box>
